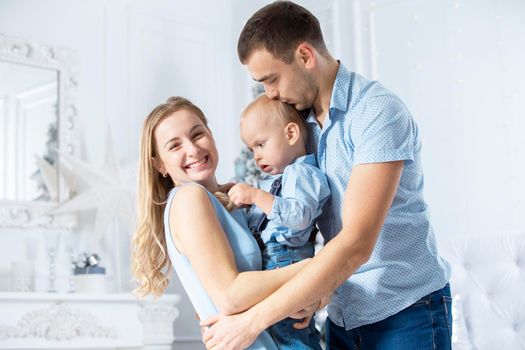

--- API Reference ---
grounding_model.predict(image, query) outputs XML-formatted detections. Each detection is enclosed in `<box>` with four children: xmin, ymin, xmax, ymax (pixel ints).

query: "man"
<box><xmin>202</xmin><ymin>2</ymin><xmax>452</xmax><ymax>349</ymax></box>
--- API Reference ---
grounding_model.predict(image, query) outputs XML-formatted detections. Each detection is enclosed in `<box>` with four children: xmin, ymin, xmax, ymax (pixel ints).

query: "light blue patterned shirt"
<box><xmin>305</xmin><ymin>63</ymin><xmax>451</xmax><ymax>330</ymax></box>
<box><xmin>246</xmin><ymin>154</ymin><xmax>330</xmax><ymax>246</ymax></box>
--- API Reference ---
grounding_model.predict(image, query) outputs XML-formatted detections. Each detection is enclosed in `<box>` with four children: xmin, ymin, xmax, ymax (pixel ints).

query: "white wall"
<box><xmin>349</xmin><ymin>0</ymin><xmax>525</xmax><ymax>239</ymax></box>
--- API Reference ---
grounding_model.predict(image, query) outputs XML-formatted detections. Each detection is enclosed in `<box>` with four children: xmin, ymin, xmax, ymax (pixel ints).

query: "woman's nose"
<box><xmin>185</xmin><ymin>141</ymin><xmax>201</xmax><ymax>156</ymax></box>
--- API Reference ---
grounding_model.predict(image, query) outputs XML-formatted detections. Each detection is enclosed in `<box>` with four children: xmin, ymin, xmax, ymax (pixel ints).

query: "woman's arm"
<box><xmin>170</xmin><ymin>185</ymin><xmax>308</xmax><ymax>315</ymax></box>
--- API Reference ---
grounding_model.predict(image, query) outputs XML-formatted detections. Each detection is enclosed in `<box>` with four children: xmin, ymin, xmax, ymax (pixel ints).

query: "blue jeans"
<box><xmin>261</xmin><ymin>239</ymin><xmax>321</xmax><ymax>349</ymax></box>
<box><xmin>325</xmin><ymin>284</ymin><xmax>452</xmax><ymax>350</ymax></box>
<box><xmin>261</xmin><ymin>240</ymin><xmax>314</xmax><ymax>270</ymax></box>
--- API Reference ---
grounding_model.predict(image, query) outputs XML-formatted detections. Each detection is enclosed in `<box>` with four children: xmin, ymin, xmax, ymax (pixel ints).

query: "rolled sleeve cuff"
<box><xmin>354</xmin><ymin>148</ymin><xmax>414</xmax><ymax>165</ymax></box>
<box><xmin>268</xmin><ymin>195</ymin><xmax>287</xmax><ymax>222</ymax></box>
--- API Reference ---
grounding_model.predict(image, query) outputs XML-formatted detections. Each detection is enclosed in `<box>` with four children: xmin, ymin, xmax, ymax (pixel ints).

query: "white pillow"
<box><xmin>452</xmin><ymin>294</ymin><xmax>473</xmax><ymax>350</ymax></box>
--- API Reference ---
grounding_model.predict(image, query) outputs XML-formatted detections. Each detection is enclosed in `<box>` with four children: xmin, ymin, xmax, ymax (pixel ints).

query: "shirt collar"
<box><xmin>259</xmin><ymin>154</ymin><xmax>316</xmax><ymax>181</ymax></box>
<box><xmin>292</xmin><ymin>153</ymin><xmax>316</xmax><ymax>166</ymax></box>
<box><xmin>301</xmin><ymin>62</ymin><xmax>353</xmax><ymax>127</ymax></box>
<box><xmin>329</xmin><ymin>62</ymin><xmax>352</xmax><ymax>114</ymax></box>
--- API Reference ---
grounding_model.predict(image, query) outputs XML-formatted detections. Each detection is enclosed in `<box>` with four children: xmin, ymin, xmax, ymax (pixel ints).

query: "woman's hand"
<box><xmin>201</xmin><ymin>311</ymin><xmax>264</xmax><ymax>350</ymax></box>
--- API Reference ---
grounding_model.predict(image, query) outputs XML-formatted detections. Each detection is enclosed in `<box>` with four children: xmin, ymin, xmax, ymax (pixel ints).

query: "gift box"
<box><xmin>74</xmin><ymin>266</ymin><xmax>106</xmax><ymax>275</ymax></box>
<box><xmin>72</xmin><ymin>253</ymin><xmax>107</xmax><ymax>294</ymax></box>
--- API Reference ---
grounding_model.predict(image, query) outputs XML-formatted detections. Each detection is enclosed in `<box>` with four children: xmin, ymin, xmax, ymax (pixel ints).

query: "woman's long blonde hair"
<box><xmin>131</xmin><ymin>96</ymin><xmax>233</xmax><ymax>297</ymax></box>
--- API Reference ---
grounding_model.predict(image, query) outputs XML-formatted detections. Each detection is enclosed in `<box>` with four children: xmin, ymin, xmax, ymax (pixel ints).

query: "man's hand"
<box><xmin>318</xmin><ymin>293</ymin><xmax>332</xmax><ymax>310</ymax></box>
<box><xmin>200</xmin><ymin>312</ymin><xmax>265</xmax><ymax>350</ymax></box>
<box><xmin>288</xmin><ymin>304</ymin><xmax>316</xmax><ymax>329</ymax></box>
<box><xmin>228</xmin><ymin>183</ymin><xmax>259</xmax><ymax>207</ymax></box>
<box><xmin>288</xmin><ymin>293</ymin><xmax>331</xmax><ymax>329</ymax></box>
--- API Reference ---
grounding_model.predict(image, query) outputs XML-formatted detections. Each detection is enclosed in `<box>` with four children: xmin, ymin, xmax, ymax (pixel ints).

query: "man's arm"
<box><xmin>202</xmin><ymin>160</ymin><xmax>404</xmax><ymax>350</ymax></box>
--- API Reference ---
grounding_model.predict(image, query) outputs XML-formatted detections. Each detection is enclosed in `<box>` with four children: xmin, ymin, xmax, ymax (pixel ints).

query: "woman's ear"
<box><xmin>285</xmin><ymin>122</ymin><xmax>301</xmax><ymax>146</ymax></box>
<box><xmin>151</xmin><ymin>156</ymin><xmax>167</xmax><ymax>177</ymax></box>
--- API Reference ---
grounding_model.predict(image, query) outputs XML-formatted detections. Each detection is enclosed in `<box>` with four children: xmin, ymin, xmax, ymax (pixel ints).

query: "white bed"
<box><xmin>437</xmin><ymin>230</ymin><xmax>525</xmax><ymax>349</ymax></box>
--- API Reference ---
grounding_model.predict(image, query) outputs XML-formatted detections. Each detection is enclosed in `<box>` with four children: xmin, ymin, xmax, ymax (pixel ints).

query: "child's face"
<box><xmin>240</xmin><ymin>112</ymin><xmax>295</xmax><ymax>175</ymax></box>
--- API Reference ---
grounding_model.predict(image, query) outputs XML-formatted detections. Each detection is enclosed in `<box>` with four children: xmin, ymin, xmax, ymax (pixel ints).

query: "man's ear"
<box><xmin>285</xmin><ymin>122</ymin><xmax>301</xmax><ymax>146</ymax></box>
<box><xmin>151</xmin><ymin>156</ymin><xmax>166</xmax><ymax>176</ymax></box>
<box><xmin>295</xmin><ymin>42</ymin><xmax>316</xmax><ymax>69</ymax></box>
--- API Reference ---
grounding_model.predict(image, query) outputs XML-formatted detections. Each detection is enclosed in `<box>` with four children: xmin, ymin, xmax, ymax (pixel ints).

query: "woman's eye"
<box><xmin>169</xmin><ymin>143</ymin><xmax>181</xmax><ymax>150</ymax></box>
<box><xmin>193</xmin><ymin>132</ymin><xmax>204</xmax><ymax>139</ymax></box>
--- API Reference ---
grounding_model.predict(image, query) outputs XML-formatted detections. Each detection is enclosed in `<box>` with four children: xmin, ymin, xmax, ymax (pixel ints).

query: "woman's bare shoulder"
<box><xmin>170</xmin><ymin>184</ymin><xmax>214</xmax><ymax>218</ymax></box>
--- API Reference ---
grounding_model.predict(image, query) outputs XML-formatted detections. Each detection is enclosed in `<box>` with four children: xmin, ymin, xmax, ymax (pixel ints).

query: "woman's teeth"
<box><xmin>187</xmin><ymin>157</ymin><xmax>207</xmax><ymax>169</ymax></box>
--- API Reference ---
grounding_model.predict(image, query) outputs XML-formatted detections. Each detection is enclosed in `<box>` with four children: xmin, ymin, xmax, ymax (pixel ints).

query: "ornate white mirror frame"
<box><xmin>0</xmin><ymin>33</ymin><xmax>79</xmax><ymax>229</ymax></box>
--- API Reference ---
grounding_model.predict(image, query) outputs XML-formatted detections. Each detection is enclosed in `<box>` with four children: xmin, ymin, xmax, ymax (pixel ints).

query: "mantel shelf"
<box><xmin>0</xmin><ymin>291</ymin><xmax>180</xmax><ymax>303</ymax></box>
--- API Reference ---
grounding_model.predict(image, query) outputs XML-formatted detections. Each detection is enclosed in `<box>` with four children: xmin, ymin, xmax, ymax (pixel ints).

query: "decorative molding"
<box><xmin>139</xmin><ymin>298</ymin><xmax>180</xmax><ymax>348</ymax></box>
<box><xmin>0</xmin><ymin>303</ymin><xmax>116</xmax><ymax>340</ymax></box>
<box><xmin>0</xmin><ymin>33</ymin><xmax>79</xmax><ymax>229</ymax></box>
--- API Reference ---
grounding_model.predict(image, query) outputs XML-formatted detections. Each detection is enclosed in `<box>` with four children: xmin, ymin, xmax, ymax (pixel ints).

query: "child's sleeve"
<box><xmin>268</xmin><ymin>164</ymin><xmax>330</xmax><ymax>232</ymax></box>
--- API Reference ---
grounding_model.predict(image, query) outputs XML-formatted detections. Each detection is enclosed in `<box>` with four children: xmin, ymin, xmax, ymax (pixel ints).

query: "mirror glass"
<box><xmin>0</xmin><ymin>61</ymin><xmax>59</xmax><ymax>202</ymax></box>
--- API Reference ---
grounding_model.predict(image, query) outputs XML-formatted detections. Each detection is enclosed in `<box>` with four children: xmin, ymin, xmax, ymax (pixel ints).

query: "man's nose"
<box><xmin>265</xmin><ymin>87</ymin><xmax>279</xmax><ymax>100</ymax></box>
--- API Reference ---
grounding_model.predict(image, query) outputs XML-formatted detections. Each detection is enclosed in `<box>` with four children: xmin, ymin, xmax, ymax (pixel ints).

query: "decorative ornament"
<box><xmin>50</xmin><ymin>131</ymin><xmax>136</xmax><ymax>244</ymax></box>
<box><xmin>234</xmin><ymin>147</ymin><xmax>263</xmax><ymax>186</ymax></box>
<box><xmin>31</xmin><ymin>121</ymin><xmax>59</xmax><ymax>201</ymax></box>
<box><xmin>0</xmin><ymin>304</ymin><xmax>116</xmax><ymax>340</ymax></box>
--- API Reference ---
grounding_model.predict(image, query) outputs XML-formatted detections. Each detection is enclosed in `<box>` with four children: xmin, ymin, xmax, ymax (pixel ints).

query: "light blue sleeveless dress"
<box><xmin>163</xmin><ymin>184</ymin><xmax>277</xmax><ymax>350</ymax></box>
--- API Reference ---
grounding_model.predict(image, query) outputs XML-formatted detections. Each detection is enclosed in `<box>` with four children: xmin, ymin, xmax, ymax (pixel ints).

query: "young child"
<box><xmin>228</xmin><ymin>94</ymin><xmax>330</xmax><ymax>350</ymax></box>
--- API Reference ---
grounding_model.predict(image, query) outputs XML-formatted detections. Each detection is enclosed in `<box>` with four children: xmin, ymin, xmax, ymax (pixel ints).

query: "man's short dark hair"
<box><xmin>237</xmin><ymin>1</ymin><xmax>328</xmax><ymax>64</ymax></box>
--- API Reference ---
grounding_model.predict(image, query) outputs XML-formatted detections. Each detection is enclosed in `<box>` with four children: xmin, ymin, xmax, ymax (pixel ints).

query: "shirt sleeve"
<box><xmin>352</xmin><ymin>94</ymin><xmax>416</xmax><ymax>165</ymax></box>
<box><xmin>268</xmin><ymin>164</ymin><xmax>330</xmax><ymax>232</ymax></box>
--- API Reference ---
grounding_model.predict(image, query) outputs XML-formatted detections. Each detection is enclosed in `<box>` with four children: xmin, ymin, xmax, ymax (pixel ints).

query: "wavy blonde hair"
<box><xmin>131</xmin><ymin>96</ymin><xmax>234</xmax><ymax>297</ymax></box>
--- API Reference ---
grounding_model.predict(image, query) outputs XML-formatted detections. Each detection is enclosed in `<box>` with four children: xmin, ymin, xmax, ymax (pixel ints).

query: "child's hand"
<box><xmin>228</xmin><ymin>183</ymin><xmax>258</xmax><ymax>206</ymax></box>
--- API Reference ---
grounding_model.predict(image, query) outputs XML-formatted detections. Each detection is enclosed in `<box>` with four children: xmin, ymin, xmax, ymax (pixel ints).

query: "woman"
<box><xmin>131</xmin><ymin>97</ymin><xmax>319</xmax><ymax>349</ymax></box>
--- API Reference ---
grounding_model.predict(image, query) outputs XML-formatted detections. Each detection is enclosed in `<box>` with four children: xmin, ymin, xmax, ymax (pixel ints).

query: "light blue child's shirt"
<box><xmin>305</xmin><ymin>63</ymin><xmax>451</xmax><ymax>330</ymax></box>
<box><xmin>246</xmin><ymin>153</ymin><xmax>330</xmax><ymax>246</ymax></box>
<box><xmin>163</xmin><ymin>183</ymin><xmax>278</xmax><ymax>350</ymax></box>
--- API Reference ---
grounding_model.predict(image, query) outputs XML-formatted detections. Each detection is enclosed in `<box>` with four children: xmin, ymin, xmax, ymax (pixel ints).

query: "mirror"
<box><xmin>0</xmin><ymin>33</ymin><xmax>79</xmax><ymax>229</ymax></box>
<box><xmin>0</xmin><ymin>61</ymin><xmax>58</xmax><ymax>202</ymax></box>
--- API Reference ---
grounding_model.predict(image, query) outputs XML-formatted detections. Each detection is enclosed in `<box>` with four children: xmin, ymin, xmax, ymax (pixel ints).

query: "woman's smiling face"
<box><xmin>153</xmin><ymin>108</ymin><xmax>219</xmax><ymax>190</ymax></box>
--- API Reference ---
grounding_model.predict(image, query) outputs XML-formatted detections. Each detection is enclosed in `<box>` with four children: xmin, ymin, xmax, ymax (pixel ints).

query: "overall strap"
<box><xmin>254</xmin><ymin>176</ymin><xmax>282</xmax><ymax>236</ymax></box>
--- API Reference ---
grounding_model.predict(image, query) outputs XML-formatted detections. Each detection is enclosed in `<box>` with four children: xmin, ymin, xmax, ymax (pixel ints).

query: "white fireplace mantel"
<box><xmin>0</xmin><ymin>292</ymin><xmax>180</xmax><ymax>350</ymax></box>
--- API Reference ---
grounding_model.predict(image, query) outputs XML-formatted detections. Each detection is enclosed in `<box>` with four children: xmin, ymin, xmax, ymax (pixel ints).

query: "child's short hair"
<box><xmin>242</xmin><ymin>94</ymin><xmax>308</xmax><ymax>144</ymax></box>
